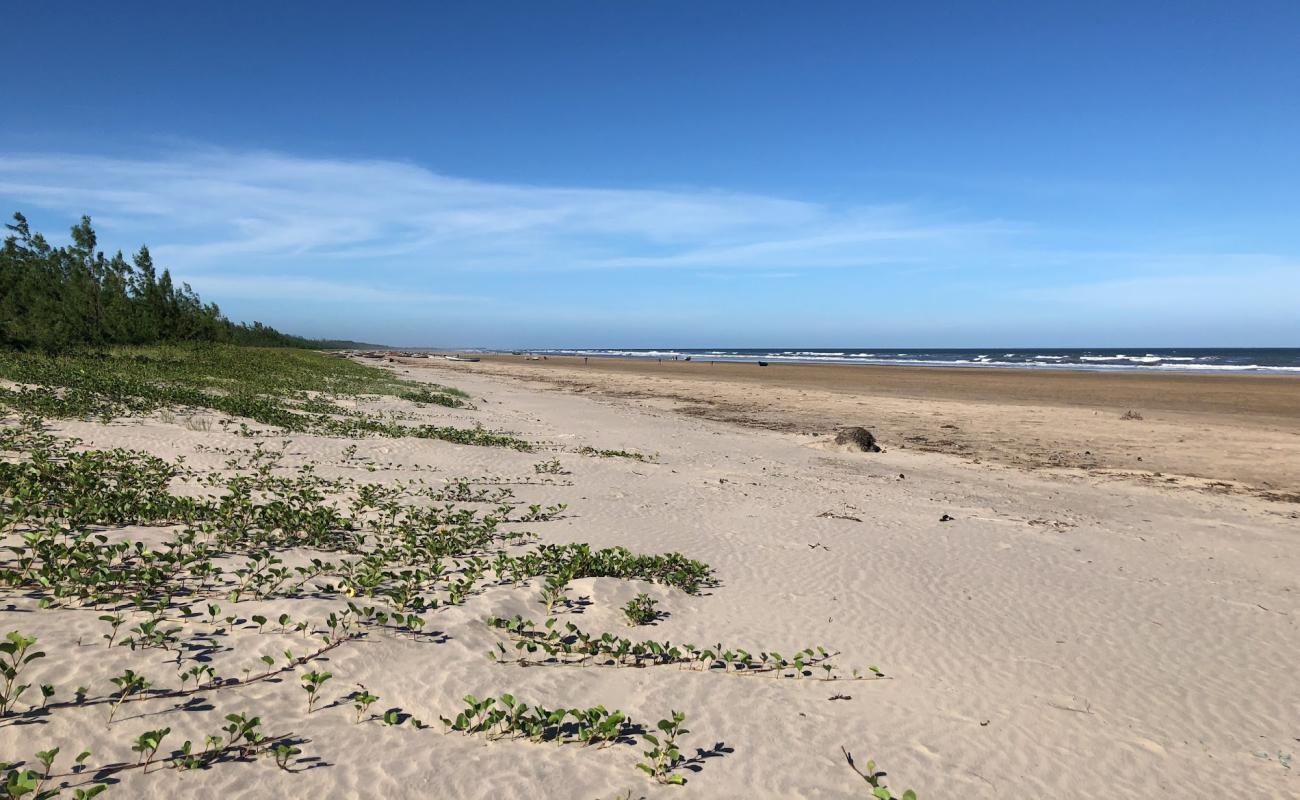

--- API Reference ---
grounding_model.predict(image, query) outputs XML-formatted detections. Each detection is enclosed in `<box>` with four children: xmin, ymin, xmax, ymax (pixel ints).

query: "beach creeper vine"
<box><xmin>0</xmin><ymin>631</ymin><xmax>44</xmax><ymax>716</ymax></box>
<box><xmin>439</xmin><ymin>694</ymin><xmax>700</xmax><ymax>785</ymax></box>
<box><xmin>622</xmin><ymin>593</ymin><xmax>661</xmax><ymax>626</ymax></box>
<box><xmin>440</xmin><ymin>693</ymin><xmax>634</xmax><ymax>747</ymax></box>
<box><xmin>0</xmin><ymin>342</ymin><xmax>903</xmax><ymax>796</ymax></box>
<box><xmin>0</xmin><ymin>346</ymin><xmax>529</xmax><ymax>450</ymax></box>
<box><xmin>0</xmin><ymin>420</ymin><xmax>729</xmax><ymax>792</ymax></box>
<box><xmin>485</xmin><ymin>615</ymin><xmax>883</xmax><ymax>680</ymax></box>
<box><xmin>0</xmin><ymin>711</ymin><xmax>289</xmax><ymax>798</ymax></box>
<box><xmin>842</xmin><ymin>747</ymin><xmax>918</xmax><ymax>799</ymax></box>
<box><xmin>637</xmin><ymin>711</ymin><xmax>690</xmax><ymax>785</ymax></box>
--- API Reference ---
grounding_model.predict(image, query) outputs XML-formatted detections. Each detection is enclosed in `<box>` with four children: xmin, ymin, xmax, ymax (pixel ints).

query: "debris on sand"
<box><xmin>817</xmin><ymin>511</ymin><xmax>863</xmax><ymax>522</ymax></box>
<box><xmin>833</xmin><ymin>426</ymin><xmax>881</xmax><ymax>453</ymax></box>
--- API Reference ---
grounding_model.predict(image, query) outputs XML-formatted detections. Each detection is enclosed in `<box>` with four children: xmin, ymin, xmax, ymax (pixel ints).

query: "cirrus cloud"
<box><xmin>0</xmin><ymin>148</ymin><xmax>1013</xmax><ymax>275</ymax></box>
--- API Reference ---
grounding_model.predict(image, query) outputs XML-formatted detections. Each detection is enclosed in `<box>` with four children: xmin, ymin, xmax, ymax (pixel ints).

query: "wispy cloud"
<box><xmin>179</xmin><ymin>274</ymin><xmax>481</xmax><ymax>306</ymax></box>
<box><xmin>3</xmin><ymin>146</ymin><xmax>1296</xmax><ymax>347</ymax></box>
<box><xmin>0</xmin><ymin>148</ymin><xmax>1011</xmax><ymax>274</ymax></box>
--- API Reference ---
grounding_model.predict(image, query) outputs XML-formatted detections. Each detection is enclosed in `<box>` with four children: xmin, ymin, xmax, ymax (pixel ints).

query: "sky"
<box><xmin>1</xmin><ymin>1</ymin><xmax>1298</xmax><ymax>347</ymax></box>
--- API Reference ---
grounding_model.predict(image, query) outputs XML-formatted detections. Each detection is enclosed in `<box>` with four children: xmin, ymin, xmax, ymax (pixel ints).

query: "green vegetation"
<box><xmin>486</xmin><ymin>615</ymin><xmax>874</xmax><ymax>680</ymax></box>
<box><xmin>637</xmin><ymin>711</ymin><xmax>690</xmax><ymax>785</ymax></box>
<box><xmin>577</xmin><ymin>446</ymin><xmax>655</xmax><ymax>461</ymax></box>
<box><xmin>502</xmin><ymin>543</ymin><xmax>713</xmax><ymax>594</ymax></box>
<box><xmin>0</xmin><ymin>344</ymin><xmax>520</xmax><ymax>448</ymax></box>
<box><xmin>1</xmin><ymin>213</ymin><xmax>309</xmax><ymax>352</ymax></box>
<box><xmin>0</xmin><ymin>316</ymin><xmax>897</xmax><ymax>793</ymax></box>
<box><xmin>301</xmin><ymin>670</ymin><xmax>333</xmax><ymax>713</ymax></box>
<box><xmin>0</xmin><ymin>631</ymin><xmax>44</xmax><ymax>716</ymax></box>
<box><xmin>622</xmin><ymin>593</ymin><xmax>661</xmax><ymax>626</ymax></box>
<box><xmin>0</xmin><ymin>709</ymin><xmax>279</xmax><ymax>797</ymax></box>
<box><xmin>841</xmin><ymin>747</ymin><xmax>917</xmax><ymax>800</ymax></box>
<box><xmin>538</xmin><ymin>572</ymin><xmax>573</xmax><ymax>613</ymax></box>
<box><xmin>0</xmin><ymin>410</ymin><xmax>732</xmax><ymax>793</ymax></box>
<box><xmin>130</xmin><ymin>727</ymin><xmax>170</xmax><ymax>772</ymax></box>
<box><xmin>400</xmin><ymin>386</ymin><xmax>470</xmax><ymax>408</ymax></box>
<box><xmin>533</xmin><ymin>457</ymin><xmax>567</xmax><ymax>475</ymax></box>
<box><xmin>351</xmin><ymin>686</ymin><xmax>381</xmax><ymax>723</ymax></box>
<box><xmin>441</xmin><ymin>693</ymin><xmax>634</xmax><ymax>747</ymax></box>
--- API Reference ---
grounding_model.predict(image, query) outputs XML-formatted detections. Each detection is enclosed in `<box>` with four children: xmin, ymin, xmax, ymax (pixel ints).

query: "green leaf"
<box><xmin>7</xmin><ymin>769</ymin><xmax>39</xmax><ymax>795</ymax></box>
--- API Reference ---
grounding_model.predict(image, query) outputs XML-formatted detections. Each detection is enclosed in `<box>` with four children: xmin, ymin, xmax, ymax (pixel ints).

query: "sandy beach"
<box><xmin>438</xmin><ymin>354</ymin><xmax>1300</xmax><ymax>499</ymax></box>
<box><xmin>6</xmin><ymin>4</ymin><xmax>1299</xmax><ymax>798</ymax></box>
<box><xmin>4</xmin><ymin>354</ymin><xmax>1295</xmax><ymax>799</ymax></box>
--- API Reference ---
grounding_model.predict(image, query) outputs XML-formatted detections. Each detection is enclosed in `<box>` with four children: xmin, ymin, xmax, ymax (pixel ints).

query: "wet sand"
<box><xmin>411</xmin><ymin>354</ymin><xmax>1300</xmax><ymax>498</ymax></box>
<box><xmin>470</xmin><ymin>354</ymin><xmax>1300</xmax><ymax>418</ymax></box>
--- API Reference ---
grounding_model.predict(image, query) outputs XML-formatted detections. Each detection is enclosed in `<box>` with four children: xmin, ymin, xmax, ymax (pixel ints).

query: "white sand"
<box><xmin>2</xmin><ymin>360</ymin><xmax>1297</xmax><ymax>798</ymax></box>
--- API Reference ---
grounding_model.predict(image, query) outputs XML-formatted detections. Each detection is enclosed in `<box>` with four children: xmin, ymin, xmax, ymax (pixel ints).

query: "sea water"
<box><xmin>510</xmin><ymin>348</ymin><xmax>1300</xmax><ymax>374</ymax></box>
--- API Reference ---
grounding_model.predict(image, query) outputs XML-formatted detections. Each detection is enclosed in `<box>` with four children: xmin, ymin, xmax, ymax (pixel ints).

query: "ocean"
<box><xmin>511</xmin><ymin>347</ymin><xmax>1300</xmax><ymax>374</ymax></box>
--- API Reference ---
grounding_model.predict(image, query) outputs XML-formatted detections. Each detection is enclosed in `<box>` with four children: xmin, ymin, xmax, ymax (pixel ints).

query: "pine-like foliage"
<box><xmin>0</xmin><ymin>212</ymin><xmax>311</xmax><ymax>351</ymax></box>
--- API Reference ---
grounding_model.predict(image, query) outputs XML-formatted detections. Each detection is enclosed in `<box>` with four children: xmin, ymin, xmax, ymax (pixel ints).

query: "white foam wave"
<box><xmin>520</xmin><ymin>349</ymin><xmax>1300</xmax><ymax>373</ymax></box>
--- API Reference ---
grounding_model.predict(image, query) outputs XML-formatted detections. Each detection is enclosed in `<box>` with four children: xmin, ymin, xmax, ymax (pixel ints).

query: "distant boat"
<box><xmin>444</xmin><ymin>355</ymin><xmax>480</xmax><ymax>362</ymax></box>
<box><xmin>510</xmin><ymin>351</ymin><xmax>523</xmax><ymax>355</ymax></box>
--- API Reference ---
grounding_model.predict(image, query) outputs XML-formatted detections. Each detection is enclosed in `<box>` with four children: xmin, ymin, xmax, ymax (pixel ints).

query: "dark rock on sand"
<box><xmin>834</xmin><ymin>427</ymin><xmax>881</xmax><ymax>453</ymax></box>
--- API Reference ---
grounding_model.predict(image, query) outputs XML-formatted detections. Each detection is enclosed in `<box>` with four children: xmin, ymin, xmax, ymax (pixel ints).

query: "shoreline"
<box><xmin>441</xmin><ymin>352</ymin><xmax>1300</xmax><ymax>419</ymax></box>
<box><xmin>403</xmin><ymin>353</ymin><xmax>1300</xmax><ymax>498</ymax></box>
<box><xmin>477</xmin><ymin>349</ymin><xmax>1300</xmax><ymax>377</ymax></box>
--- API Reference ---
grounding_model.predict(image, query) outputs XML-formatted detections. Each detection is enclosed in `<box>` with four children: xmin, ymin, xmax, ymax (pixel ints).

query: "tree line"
<box><xmin>0</xmin><ymin>212</ymin><xmax>315</xmax><ymax>351</ymax></box>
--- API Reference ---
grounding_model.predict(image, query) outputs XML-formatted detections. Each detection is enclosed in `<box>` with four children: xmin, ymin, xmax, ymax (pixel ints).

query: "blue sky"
<box><xmin>2</xmin><ymin>1</ymin><xmax>1298</xmax><ymax>347</ymax></box>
